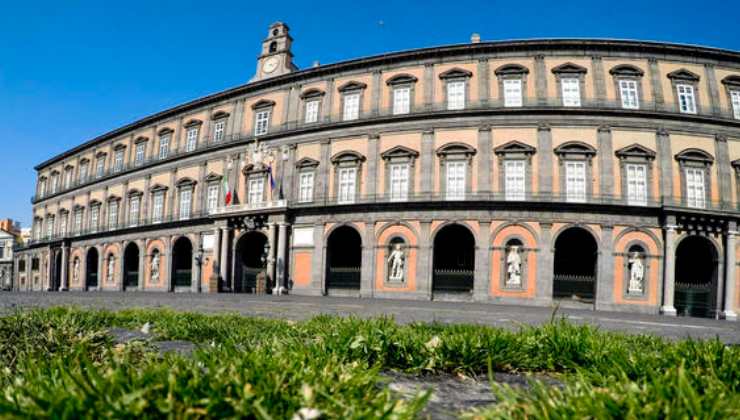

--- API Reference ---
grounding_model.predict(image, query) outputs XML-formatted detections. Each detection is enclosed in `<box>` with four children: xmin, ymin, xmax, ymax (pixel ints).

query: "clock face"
<box><xmin>262</xmin><ymin>56</ymin><xmax>279</xmax><ymax>74</ymax></box>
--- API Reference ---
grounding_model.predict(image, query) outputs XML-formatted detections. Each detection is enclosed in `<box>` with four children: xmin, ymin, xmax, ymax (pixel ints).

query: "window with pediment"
<box><xmin>675</xmin><ymin>148</ymin><xmax>714</xmax><ymax>209</ymax></box>
<box><xmin>494</xmin><ymin>64</ymin><xmax>529</xmax><ymax>107</ymax></box>
<box><xmin>436</xmin><ymin>142</ymin><xmax>476</xmax><ymax>200</ymax></box>
<box><xmin>439</xmin><ymin>68</ymin><xmax>473</xmax><ymax>110</ymax></box>
<box><xmin>721</xmin><ymin>75</ymin><xmax>740</xmax><ymax>119</ymax></box>
<box><xmin>610</xmin><ymin>65</ymin><xmax>645</xmax><ymax>110</ymax></box>
<box><xmin>494</xmin><ymin>141</ymin><xmax>536</xmax><ymax>201</ymax></box>
<box><xmin>615</xmin><ymin>143</ymin><xmax>656</xmax><ymax>206</ymax></box>
<box><xmin>554</xmin><ymin>141</ymin><xmax>596</xmax><ymax>203</ymax></box>
<box><xmin>251</xmin><ymin>100</ymin><xmax>275</xmax><ymax>136</ymax></box>
<box><xmin>300</xmin><ymin>89</ymin><xmax>325</xmax><ymax>124</ymax></box>
<box><xmin>386</xmin><ymin>74</ymin><xmax>418</xmax><ymax>115</ymax></box>
<box><xmin>176</xmin><ymin>178</ymin><xmax>196</xmax><ymax>220</ymax></box>
<box><xmin>338</xmin><ymin>81</ymin><xmax>367</xmax><ymax>121</ymax></box>
<box><xmin>184</xmin><ymin>119</ymin><xmax>202</xmax><ymax>152</ymax></box>
<box><xmin>211</xmin><ymin>111</ymin><xmax>230</xmax><ymax>142</ymax></box>
<box><xmin>552</xmin><ymin>63</ymin><xmax>588</xmax><ymax>107</ymax></box>
<box><xmin>295</xmin><ymin>157</ymin><xmax>319</xmax><ymax>203</ymax></box>
<box><xmin>331</xmin><ymin>151</ymin><xmax>366</xmax><ymax>204</ymax></box>
<box><xmin>149</xmin><ymin>184</ymin><xmax>167</xmax><ymax>223</ymax></box>
<box><xmin>381</xmin><ymin>146</ymin><xmax>419</xmax><ymax>201</ymax></box>
<box><xmin>668</xmin><ymin>69</ymin><xmax>701</xmax><ymax>114</ymax></box>
<box><xmin>158</xmin><ymin>128</ymin><xmax>173</xmax><ymax>160</ymax></box>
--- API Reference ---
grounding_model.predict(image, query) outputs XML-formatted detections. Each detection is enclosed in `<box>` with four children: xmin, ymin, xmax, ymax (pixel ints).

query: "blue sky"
<box><xmin>1</xmin><ymin>0</ymin><xmax>739</xmax><ymax>227</ymax></box>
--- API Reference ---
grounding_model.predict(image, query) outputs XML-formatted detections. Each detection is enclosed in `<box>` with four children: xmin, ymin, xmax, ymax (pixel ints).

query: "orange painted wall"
<box><xmin>612</xmin><ymin>229</ymin><xmax>660</xmax><ymax>306</ymax></box>
<box><xmin>490</xmin><ymin>223</ymin><xmax>538</xmax><ymax>298</ymax></box>
<box><xmin>374</xmin><ymin>223</ymin><xmax>418</xmax><ymax>292</ymax></box>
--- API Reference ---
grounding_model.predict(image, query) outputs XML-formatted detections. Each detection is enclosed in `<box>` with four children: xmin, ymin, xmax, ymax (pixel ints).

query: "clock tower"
<box><xmin>251</xmin><ymin>22</ymin><xmax>297</xmax><ymax>82</ymax></box>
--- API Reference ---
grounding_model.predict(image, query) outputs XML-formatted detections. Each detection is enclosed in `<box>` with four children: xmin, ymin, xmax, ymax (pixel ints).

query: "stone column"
<box><xmin>119</xmin><ymin>241</ymin><xmax>126</xmax><ymax>291</ymax></box>
<box><xmin>60</xmin><ymin>245</ymin><xmax>69</xmax><ymax>291</ymax></box>
<box><xmin>715</xmin><ymin>134</ymin><xmax>732</xmax><ymax>209</ymax></box>
<box><xmin>276</xmin><ymin>223</ymin><xmax>289</xmax><ymax>291</ymax></box>
<box><xmin>167</xmin><ymin>169</ymin><xmax>177</xmax><ymax>222</ymax></box>
<box><xmin>96</xmin><ymin>246</ymin><xmax>104</xmax><ymax>291</ymax></box>
<box><xmin>474</xmin><ymin>221</ymin><xmax>491</xmax><ymax>301</ymax></box>
<box><xmin>537</xmin><ymin>124</ymin><xmax>553</xmax><ymax>198</ymax></box>
<box><xmin>366</xmin><ymin>134</ymin><xmax>379</xmax><ymax>201</ymax></box>
<box><xmin>420</xmin><ymin>130</ymin><xmax>434</xmax><ymax>199</ymax></box>
<box><xmin>597</xmin><ymin>125</ymin><xmax>614</xmax><ymax>200</ymax></box>
<box><xmin>591</xmin><ymin>56</ymin><xmax>607</xmax><ymax>106</ymax></box>
<box><xmin>656</xmin><ymin>129</ymin><xmax>673</xmax><ymax>205</ymax></box>
<box><xmin>535</xmin><ymin>222</ymin><xmax>553</xmax><ymax>305</ymax></box>
<box><xmin>416</xmin><ymin>221</ymin><xmax>433</xmax><ymax>299</ymax></box>
<box><xmin>534</xmin><ymin>55</ymin><xmax>548</xmax><ymax>105</ymax></box>
<box><xmin>323</xmin><ymin>79</ymin><xmax>334</xmax><ymax>122</ymax></box>
<box><xmin>311</xmin><ymin>223</ymin><xmax>325</xmax><ymax>294</ymax></box>
<box><xmin>595</xmin><ymin>225</ymin><xmax>614</xmax><ymax>310</ymax></box>
<box><xmin>197</xmin><ymin>162</ymin><xmax>207</xmax><ymax>215</ymax></box>
<box><xmin>648</xmin><ymin>58</ymin><xmax>665</xmax><ymax>111</ymax></box>
<box><xmin>723</xmin><ymin>225</ymin><xmax>738</xmax><ymax>321</ymax></box>
<box><xmin>704</xmin><ymin>64</ymin><xmax>721</xmax><ymax>116</ymax></box>
<box><xmin>142</xmin><ymin>175</ymin><xmax>151</xmax><ymax>223</ymax></box>
<box><xmin>211</xmin><ymin>226</ymin><xmax>222</xmax><ymax>291</ymax></box>
<box><xmin>477</xmin><ymin>126</ymin><xmax>492</xmax><ymax>197</ymax></box>
<box><xmin>193</xmin><ymin>234</ymin><xmax>203</xmax><ymax>293</ymax></box>
<box><xmin>317</xmin><ymin>141</ymin><xmax>331</xmax><ymax>202</ymax></box>
<box><xmin>423</xmin><ymin>63</ymin><xmax>434</xmax><ymax>111</ymax></box>
<box><xmin>371</xmin><ymin>70</ymin><xmax>381</xmax><ymax>116</ymax></box>
<box><xmin>477</xmin><ymin>58</ymin><xmax>489</xmax><ymax>106</ymax></box>
<box><xmin>220</xmin><ymin>227</ymin><xmax>231</xmax><ymax>291</ymax></box>
<box><xmin>267</xmin><ymin>223</ymin><xmax>277</xmax><ymax>287</ymax></box>
<box><xmin>138</xmin><ymin>240</ymin><xmax>145</xmax><ymax>290</ymax></box>
<box><xmin>360</xmin><ymin>222</ymin><xmax>376</xmax><ymax>298</ymax></box>
<box><xmin>661</xmin><ymin>221</ymin><xmax>678</xmax><ymax>316</ymax></box>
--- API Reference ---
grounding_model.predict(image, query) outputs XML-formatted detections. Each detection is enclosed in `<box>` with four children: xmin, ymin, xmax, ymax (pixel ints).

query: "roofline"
<box><xmin>35</xmin><ymin>38</ymin><xmax>740</xmax><ymax>170</ymax></box>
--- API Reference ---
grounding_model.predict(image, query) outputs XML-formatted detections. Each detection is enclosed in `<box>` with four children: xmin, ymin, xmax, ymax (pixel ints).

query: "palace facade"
<box><xmin>14</xmin><ymin>23</ymin><xmax>740</xmax><ymax>319</ymax></box>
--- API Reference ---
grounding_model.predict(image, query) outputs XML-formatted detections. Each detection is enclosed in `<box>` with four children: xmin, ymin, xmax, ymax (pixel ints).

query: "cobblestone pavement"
<box><xmin>1</xmin><ymin>292</ymin><xmax>739</xmax><ymax>343</ymax></box>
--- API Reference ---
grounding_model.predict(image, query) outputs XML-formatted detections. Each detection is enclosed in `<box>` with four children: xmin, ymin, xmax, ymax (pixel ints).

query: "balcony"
<box><xmin>31</xmin><ymin>96</ymin><xmax>740</xmax><ymax>204</ymax></box>
<box><xmin>212</xmin><ymin>200</ymin><xmax>288</xmax><ymax>216</ymax></box>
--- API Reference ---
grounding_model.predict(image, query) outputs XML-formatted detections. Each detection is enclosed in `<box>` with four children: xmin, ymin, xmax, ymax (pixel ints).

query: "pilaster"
<box><xmin>534</xmin><ymin>55</ymin><xmax>548</xmax><ymax>105</ymax></box>
<box><xmin>661</xmin><ymin>218</ymin><xmax>678</xmax><ymax>316</ymax></box>
<box><xmin>597</xmin><ymin>125</ymin><xmax>614</xmax><ymax>197</ymax></box>
<box><xmin>704</xmin><ymin>63</ymin><xmax>721</xmax><ymax>116</ymax></box>
<box><xmin>366</xmin><ymin>134</ymin><xmax>379</xmax><ymax>199</ymax></box>
<box><xmin>714</xmin><ymin>134</ymin><xmax>732</xmax><ymax>208</ymax></box>
<box><xmin>648</xmin><ymin>58</ymin><xmax>665</xmax><ymax>110</ymax></box>
<box><xmin>535</xmin><ymin>222</ymin><xmax>553</xmax><ymax>305</ymax></box>
<box><xmin>371</xmin><ymin>70</ymin><xmax>382</xmax><ymax>116</ymax></box>
<box><xmin>477</xmin><ymin>126</ymin><xmax>492</xmax><ymax>196</ymax></box>
<box><xmin>723</xmin><ymin>223</ymin><xmax>738</xmax><ymax>320</ymax></box>
<box><xmin>423</xmin><ymin>63</ymin><xmax>434</xmax><ymax>111</ymax></box>
<box><xmin>360</xmin><ymin>222</ymin><xmax>376</xmax><ymax>298</ymax></box>
<box><xmin>323</xmin><ymin>79</ymin><xmax>334</xmax><ymax>122</ymax></box>
<box><xmin>656</xmin><ymin>128</ymin><xmax>673</xmax><ymax>205</ymax></box>
<box><xmin>474</xmin><ymin>221</ymin><xmax>491</xmax><ymax>301</ymax></box>
<box><xmin>318</xmin><ymin>140</ymin><xmax>331</xmax><ymax>201</ymax></box>
<box><xmin>415</xmin><ymin>221</ymin><xmax>433</xmax><ymax>299</ymax></box>
<box><xmin>591</xmin><ymin>56</ymin><xmax>607</xmax><ymax>105</ymax></box>
<box><xmin>420</xmin><ymin>130</ymin><xmax>434</xmax><ymax>199</ymax></box>
<box><xmin>595</xmin><ymin>224</ymin><xmax>614</xmax><ymax>310</ymax></box>
<box><xmin>477</xmin><ymin>58</ymin><xmax>489</xmax><ymax>106</ymax></box>
<box><xmin>537</xmin><ymin>124</ymin><xmax>553</xmax><ymax>196</ymax></box>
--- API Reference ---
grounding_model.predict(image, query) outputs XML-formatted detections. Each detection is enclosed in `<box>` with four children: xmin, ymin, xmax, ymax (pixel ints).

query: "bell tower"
<box><xmin>252</xmin><ymin>22</ymin><xmax>297</xmax><ymax>82</ymax></box>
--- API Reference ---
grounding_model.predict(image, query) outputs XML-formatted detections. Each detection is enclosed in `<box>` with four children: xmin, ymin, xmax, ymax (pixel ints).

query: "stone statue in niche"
<box><xmin>73</xmin><ymin>258</ymin><xmax>80</xmax><ymax>284</ymax></box>
<box><xmin>506</xmin><ymin>246</ymin><xmax>522</xmax><ymax>286</ymax></box>
<box><xmin>107</xmin><ymin>256</ymin><xmax>114</xmax><ymax>284</ymax></box>
<box><xmin>628</xmin><ymin>251</ymin><xmax>644</xmax><ymax>293</ymax></box>
<box><xmin>387</xmin><ymin>243</ymin><xmax>405</xmax><ymax>282</ymax></box>
<box><xmin>151</xmin><ymin>252</ymin><xmax>160</xmax><ymax>283</ymax></box>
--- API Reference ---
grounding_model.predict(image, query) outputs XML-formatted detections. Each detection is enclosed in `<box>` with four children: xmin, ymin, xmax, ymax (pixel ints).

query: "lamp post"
<box><xmin>194</xmin><ymin>244</ymin><xmax>205</xmax><ymax>293</ymax></box>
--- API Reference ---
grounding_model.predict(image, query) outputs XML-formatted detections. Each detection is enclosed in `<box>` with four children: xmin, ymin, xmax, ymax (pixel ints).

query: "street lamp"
<box><xmin>194</xmin><ymin>244</ymin><xmax>205</xmax><ymax>293</ymax></box>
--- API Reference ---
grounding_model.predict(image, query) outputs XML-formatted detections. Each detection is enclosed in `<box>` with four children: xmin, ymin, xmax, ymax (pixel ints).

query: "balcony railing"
<box><xmin>25</xmin><ymin>191</ymin><xmax>739</xmax><ymax>248</ymax></box>
<box><xmin>31</xmin><ymin>97</ymin><xmax>740</xmax><ymax>203</ymax></box>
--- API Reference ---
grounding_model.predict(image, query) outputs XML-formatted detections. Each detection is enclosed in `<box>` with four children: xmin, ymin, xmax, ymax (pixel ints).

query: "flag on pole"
<box><xmin>267</xmin><ymin>164</ymin><xmax>276</xmax><ymax>190</ymax></box>
<box><xmin>223</xmin><ymin>173</ymin><xmax>232</xmax><ymax>206</ymax></box>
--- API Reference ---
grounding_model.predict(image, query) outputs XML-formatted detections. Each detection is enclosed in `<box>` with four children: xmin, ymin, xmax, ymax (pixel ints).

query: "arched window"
<box><xmin>269</xmin><ymin>41</ymin><xmax>277</xmax><ymax>53</ymax></box>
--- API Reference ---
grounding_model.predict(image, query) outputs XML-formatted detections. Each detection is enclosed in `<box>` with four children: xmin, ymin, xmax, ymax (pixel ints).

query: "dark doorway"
<box><xmin>172</xmin><ymin>237</ymin><xmax>193</xmax><ymax>289</ymax></box>
<box><xmin>86</xmin><ymin>248</ymin><xmax>99</xmax><ymax>289</ymax></box>
<box><xmin>553</xmin><ymin>227</ymin><xmax>598</xmax><ymax>302</ymax></box>
<box><xmin>432</xmin><ymin>224</ymin><xmax>475</xmax><ymax>293</ymax></box>
<box><xmin>675</xmin><ymin>236</ymin><xmax>719</xmax><ymax>318</ymax></box>
<box><xmin>325</xmin><ymin>226</ymin><xmax>362</xmax><ymax>290</ymax></box>
<box><xmin>52</xmin><ymin>251</ymin><xmax>62</xmax><ymax>291</ymax></box>
<box><xmin>234</xmin><ymin>231</ymin><xmax>268</xmax><ymax>293</ymax></box>
<box><xmin>123</xmin><ymin>243</ymin><xmax>140</xmax><ymax>290</ymax></box>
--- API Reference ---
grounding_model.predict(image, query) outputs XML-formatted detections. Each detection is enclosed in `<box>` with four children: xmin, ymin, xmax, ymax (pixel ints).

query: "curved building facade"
<box><xmin>14</xmin><ymin>23</ymin><xmax>740</xmax><ymax>319</ymax></box>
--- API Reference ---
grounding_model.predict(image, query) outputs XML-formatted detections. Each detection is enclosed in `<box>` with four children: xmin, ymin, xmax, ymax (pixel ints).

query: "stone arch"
<box><xmin>102</xmin><ymin>243</ymin><xmax>121</xmax><ymax>288</ymax></box>
<box><xmin>552</xmin><ymin>225</ymin><xmax>599</xmax><ymax>303</ymax></box>
<box><xmin>432</xmin><ymin>222</ymin><xmax>476</xmax><ymax>294</ymax></box>
<box><xmin>613</xmin><ymin>228</ymin><xmax>662</xmax><ymax>305</ymax></box>
<box><xmin>325</xmin><ymin>223</ymin><xmax>363</xmax><ymax>291</ymax></box>
<box><xmin>234</xmin><ymin>230</ymin><xmax>269</xmax><ymax>293</ymax></box>
<box><xmin>613</xmin><ymin>226</ymin><xmax>663</xmax><ymax>253</ymax></box>
<box><xmin>84</xmin><ymin>246</ymin><xmax>99</xmax><ymax>290</ymax></box>
<box><xmin>171</xmin><ymin>236</ymin><xmax>193</xmax><ymax>290</ymax></box>
<box><xmin>491</xmin><ymin>223</ymin><xmax>539</xmax><ymax>297</ymax></box>
<box><xmin>674</xmin><ymin>234</ymin><xmax>721</xmax><ymax>318</ymax></box>
<box><xmin>145</xmin><ymin>238</ymin><xmax>167</xmax><ymax>288</ymax></box>
<box><xmin>375</xmin><ymin>222</ymin><xmax>419</xmax><ymax>292</ymax></box>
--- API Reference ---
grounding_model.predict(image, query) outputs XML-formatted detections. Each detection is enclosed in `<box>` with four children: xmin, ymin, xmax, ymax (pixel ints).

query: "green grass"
<box><xmin>0</xmin><ymin>307</ymin><xmax>738</xmax><ymax>419</ymax></box>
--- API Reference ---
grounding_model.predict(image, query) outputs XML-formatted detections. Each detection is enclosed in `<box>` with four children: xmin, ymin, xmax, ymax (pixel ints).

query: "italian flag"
<box><xmin>223</xmin><ymin>175</ymin><xmax>232</xmax><ymax>206</ymax></box>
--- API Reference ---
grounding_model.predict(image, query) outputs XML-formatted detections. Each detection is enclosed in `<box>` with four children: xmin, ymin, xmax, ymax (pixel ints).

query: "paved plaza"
<box><xmin>1</xmin><ymin>292</ymin><xmax>738</xmax><ymax>343</ymax></box>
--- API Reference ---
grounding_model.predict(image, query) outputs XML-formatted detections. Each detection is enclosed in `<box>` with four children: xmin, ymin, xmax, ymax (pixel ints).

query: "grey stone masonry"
<box><xmin>655</xmin><ymin>129</ymin><xmax>673</xmax><ymax>204</ymax></box>
<box><xmin>420</xmin><ymin>130</ymin><xmax>434</xmax><ymax>199</ymax></box>
<box><xmin>715</xmin><ymin>135</ymin><xmax>732</xmax><ymax>207</ymax></box>
<box><xmin>416</xmin><ymin>221</ymin><xmax>432</xmax><ymax>299</ymax></box>
<box><xmin>534</xmin><ymin>55</ymin><xmax>548</xmax><ymax>105</ymax></box>
<box><xmin>360</xmin><ymin>222</ymin><xmax>375</xmax><ymax>298</ymax></box>
<box><xmin>597</xmin><ymin>126</ymin><xmax>614</xmax><ymax>197</ymax></box>
<box><xmin>477</xmin><ymin>127</ymin><xmax>492</xmax><ymax>194</ymax></box>
<box><xmin>366</xmin><ymin>134</ymin><xmax>379</xmax><ymax>198</ymax></box>
<box><xmin>311</xmin><ymin>223</ymin><xmax>325</xmax><ymax>293</ymax></box>
<box><xmin>477</xmin><ymin>58</ymin><xmax>490</xmax><ymax>105</ymax></box>
<box><xmin>474</xmin><ymin>221</ymin><xmax>491</xmax><ymax>301</ymax></box>
<box><xmin>371</xmin><ymin>71</ymin><xmax>381</xmax><ymax>117</ymax></box>
<box><xmin>535</xmin><ymin>223</ymin><xmax>553</xmax><ymax>305</ymax></box>
<box><xmin>661</xmin><ymin>216</ymin><xmax>677</xmax><ymax>316</ymax></box>
<box><xmin>317</xmin><ymin>141</ymin><xmax>331</xmax><ymax>201</ymax></box>
<box><xmin>648</xmin><ymin>58</ymin><xmax>665</xmax><ymax>110</ymax></box>
<box><xmin>323</xmin><ymin>79</ymin><xmax>334</xmax><ymax>122</ymax></box>
<box><xmin>591</xmin><ymin>56</ymin><xmax>607</xmax><ymax>105</ymax></box>
<box><xmin>595</xmin><ymin>225</ymin><xmax>614</xmax><ymax>310</ymax></box>
<box><xmin>704</xmin><ymin>64</ymin><xmax>721</xmax><ymax>116</ymax></box>
<box><xmin>537</xmin><ymin>124</ymin><xmax>553</xmax><ymax>195</ymax></box>
<box><xmin>424</xmin><ymin>64</ymin><xmax>434</xmax><ymax>111</ymax></box>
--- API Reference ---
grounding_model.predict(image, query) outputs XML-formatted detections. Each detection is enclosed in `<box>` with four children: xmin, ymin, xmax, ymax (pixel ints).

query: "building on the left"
<box><xmin>0</xmin><ymin>219</ymin><xmax>23</xmax><ymax>290</ymax></box>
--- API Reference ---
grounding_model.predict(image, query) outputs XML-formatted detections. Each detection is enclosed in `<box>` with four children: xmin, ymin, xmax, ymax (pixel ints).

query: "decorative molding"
<box><xmin>337</xmin><ymin>81</ymin><xmax>368</xmax><ymax>92</ymax></box>
<box><xmin>295</xmin><ymin>157</ymin><xmax>320</xmax><ymax>169</ymax></box>
<box><xmin>183</xmin><ymin>119</ymin><xmax>203</xmax><ymax>128</ymax></box>
<box><xmin>380</xmin><ymin>145</ymin><xmax>419</xmax><ymax>160</ymax></box>
<box><xmin>157</xmin><ymin>127</ymin><xmax>174</xmax><ymax>136</ymax></box>
<box><xmin>210</xmin><ymin>110</ymin><xmax>230</xmax><ymax>120</ymax></box>
<box><xmin>330</xmin><ymin>150</ymin><xmax>366</xmax><ymax>164</ymax></box>
<box><xmin>667</xmin><ymin>68</ymin><xmax>700</xmax><ymax>82</ymax></box>
<box><xmin>435</xmin><ymin>142</ymin><xmax>477</xmax><ymax>158</ymax></box>
<box><xmin>674</xmin><ymin>148</ymin><xmax>714</xmax><ymax>165</ymax></box>
<box><xmin>250</xmin><ymin>99</ymin><xmax>276</xmax><ymax>110</ymax></box>
<box><xmin>608</xmin><ymin>64</ymin><xmax>645</xmax><ymax>77</ymax></box>
<box><xmin>551</xmin><ymin>62</ymin><xmax>588</xmax><ymax>75</ymax></box>
<box><xmin>299</xmin><ymin>88</ymin><xmax>325</xmax><ymax>99</ymax></box>
<box><xmin>494</xmin><ymin>64</ymin><xmax>530</xmax><ymax>76</ymax></box>
<box><xmin>553</xmin><ymin>141</ymin><xmax>597</xmax><ymax>158</ymax></box>
<box><xmin>615</xmin><ymin>143</ymin><xmax>656</xmax><ymax>160</ymax></box>
<box><xmin>493</xmin><ymin>140</ymin><xmax>537</xmax><ymax>157</ymax></box>
<box><xmin>721</xmin><ymin>75</ymin><xmax>740</xmax><ymax>88</ymax></box>
<box><xmin>385</xmin><ymin>73</ymin><xmax>419</xmax><ymax>85</ymax></box>
<box><xmin>438</xmin><ymin>68</ymin><xmax>473</xmax><ymax>80</ymax></box>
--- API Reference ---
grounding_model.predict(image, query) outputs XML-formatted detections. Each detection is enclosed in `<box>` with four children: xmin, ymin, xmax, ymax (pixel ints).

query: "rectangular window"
<box><xmin>64</xmin><ymin>170</ymin><xmax>73</xmax><ymax>189</ymax></box>
<box><xmin>134</xmin><ymin>143</ymin><xmax>145</xmax><ymax>166</ymax></box>
<box><xmin>129</xmin><ymin>196</ymin><xmax>140</xmax><ymax>227</ymax></box>
<box><xmin>504</xmin><ymin>160</ymin><xmax>526</xmax><ymax>201</ymax></box>
<box><xmin>447</xmin><ymin>81</ymin><xmax>466</xmax><ymax>110</ymax></box>
<box><xmin>389</xmin><ymin>163</ymin><xmax>410</xmax><ymax>201</ymax></box>
<box><xmin>338</xmin><ymin>167</ymin><xmax>357</xmax><ymax>204</ymax></box>
<box><xmin>113</xmin><ymin>150</ymin><xmax>124</xmax><ymax>172</ymax></box>
<box><xmin>152</xmin><ymin>191</ymin><xmax>164</xmax><ymax>223</ymax></box>
<box><xmin>730</xmin><ymin>90</ymin><xmax>740</xmax><ymax>120</ymax></box>
<box><xmin>625</xmin><ymin>163</ymin><xmax>648</xmax><ymax>206</ymax></box>
<box><xmin>298</xmin><ymin>171</ymin><xmax>314</xmax><ymax>202</ymax></box>
<box><xmin>561</xmin><ymin>78</ymin><xmax>581</xmax><ymax>107</ymax></box>
<box><xmin>677</xmin><ymin>84</ymin><xmax>697</xmax><ymax>114</ymax></box>
<box><xmin>39</xmin><ymin>180</ymin><xmax>46</xmax><ymax>197</ymax></box>
<box><xmin>159</xmin><ymin>135</ymin><xmax>170</xmax><ymax>160</ymax></box>
<box><xmin>304</xmin><ymin>100</ymin><xmax>320</xmax><ymax>123</ymax></box>
<box><xmin>90</xmin><ymin>206</ymin><xmax>99</xmax><ymax>232</ymax></box>
<box><xmin>51</xmin><ymin>175</ymin><xmax>58</xmax><ymax>194</ymax></box>
<box><xmin>685</xmin><ymin>167</ymin><xmax>706</xmax><ymax>208</ymax></box>
<box><xmin>59</xmin><ymin>215</ymin><xmax>67</xmax><ymax>237</ymax></box>
<box><xmin>503</xmin><ymin>79</ymin><xmax>523</xmax><ymax>107</ymax></box>
<box><xmin>207</xmin><ymin>184</ymin><xmax>219</xmax><ymax>214</ymax></box>
<box><xmin>46</xmin><ymin>217</ymin><xmax>54</xmax><ymax>238</ymax></box>
<box><xmin>343</xmin><ymin>93</ymin><xmax>360</xmax><ymax>121</ymax></box>
<box><xmin>619</xmin><ymin>79</ymin><xmax>640</xmax><ymax>109</ymax></box>
<box><xmin>79</xmin><ymin>162</ymin><xmax>89</xmax><ymax>183</ymax></box>
<box><xmin>108</xmin><ymin>201</ymin><xmax>118</xmax><ymax>228</ymax></box>
<box><xmin>186</xmin><ymin>127</ymin><xmax>198</xmax><ymax>152</ymax></box>
<box><xmin>213</xmin><ymin>120</ymin><xmax>225</xmax><ymax>142</ymax></box>
<box><xmin>74</xmin><ymin>210</ymin><xmax>83</xmax><ymax>233</ymax></box>
<box><xmin>446</xmin><ymin>160</ymin><xmax>466</xmax><ymax>200</ymax></box>
<box><xmin>565</xmin><ymin>161</ymin><xmax>587</xmax><ymax>202</ymax></box>
<box><xmin>393</xmin><ymin>87</ymin><xmax>411</xmax><ymax>115</ymax></box>
<box><xmin>179</xmin><ymin>189</ymin><xmax>192</xmax><ymax>220</ymax></box>
<box><xmin>96</xmin><ymin>158</ymin><xmax>105</xmax><ymax>178</ymax></box>
<box><xmin>248</xmin><ymin>177</ymin><xmax>265</xmax><ymax>204</ymax></box>
<box><xmin>254</xmin><ymin>110</ymin><xmax>271</xmax><ymax>136</ymax></box>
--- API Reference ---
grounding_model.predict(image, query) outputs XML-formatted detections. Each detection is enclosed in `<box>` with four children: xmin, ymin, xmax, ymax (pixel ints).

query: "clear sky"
<box><xmin>1</xmin><ymin>0</ymin><xmax>739</xmax><ymax>227</ymax></box>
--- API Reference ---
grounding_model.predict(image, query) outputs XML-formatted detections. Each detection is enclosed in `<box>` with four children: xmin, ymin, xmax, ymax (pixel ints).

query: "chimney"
<box><xmin>470</xmin><ymin>33</ymin><xmax>481</xmax><ymax>44</ymax></box>
<box><xmin>312</xmin><ymin>60</ymin><xmax>320</xmax><ymax>68</ymax></box>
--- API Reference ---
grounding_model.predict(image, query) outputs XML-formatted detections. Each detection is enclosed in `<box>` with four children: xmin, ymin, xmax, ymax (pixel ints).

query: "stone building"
<box><xmin>14</xmin><ymin>23</ymin><xmax>740</xmax><ymax>319</ymax></box>
<box><xmin>1</xmin><ymin>219</ymin><xmax>22</xmax><ymax>290</ymax></box>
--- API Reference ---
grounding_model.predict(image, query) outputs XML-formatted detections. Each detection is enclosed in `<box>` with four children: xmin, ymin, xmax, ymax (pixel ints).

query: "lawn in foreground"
<box><xmin>0</xmin><ymin>308</ymin><xmax>738</xmax><ymax>419</ymax></box>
